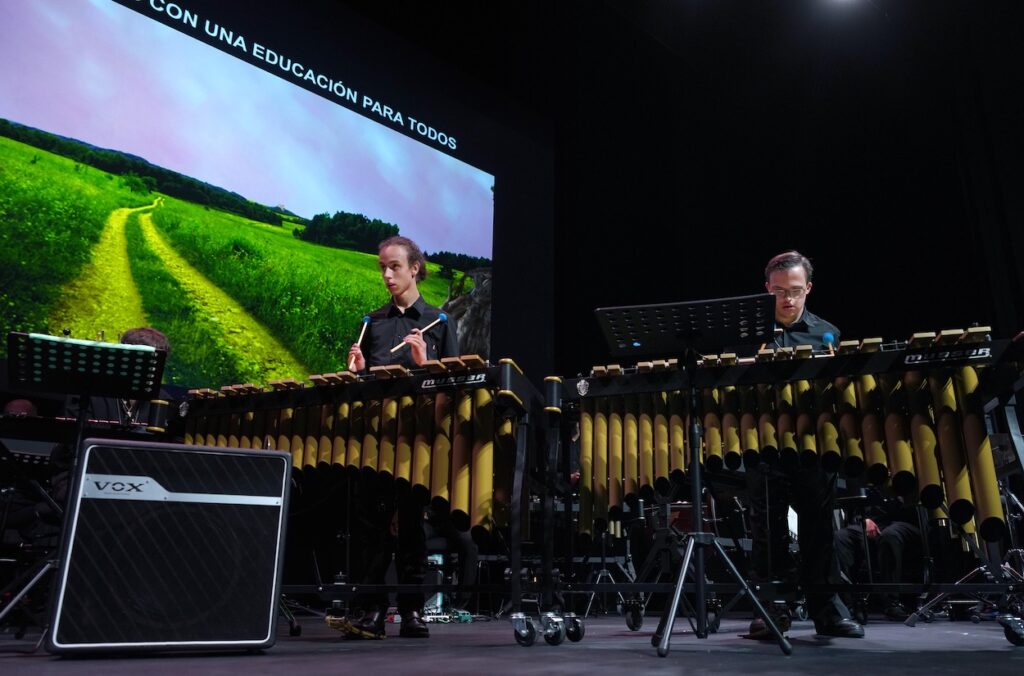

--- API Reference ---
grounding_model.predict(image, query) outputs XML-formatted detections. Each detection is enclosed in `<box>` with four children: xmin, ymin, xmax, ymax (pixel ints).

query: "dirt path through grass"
<box><xmin>47</xmin><ymin>201</ymin><xmax>157</xmax><ymax>340</ymax></box>
<box><xmin>137</xmin><ymin>208</ymin><xmax>308</xmax><ymax>380</ymax></box>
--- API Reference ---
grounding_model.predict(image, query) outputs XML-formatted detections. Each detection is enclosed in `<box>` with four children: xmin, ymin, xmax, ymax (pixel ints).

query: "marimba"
<box><xmin>546</xmin><ymin>328</ymin><xmax>1017</xmax><ymax>543</ymax></box>
<box><xmin>182</xmin><ymin>356</ymin><xmax>541</xmax><ymax>537</ymax></box>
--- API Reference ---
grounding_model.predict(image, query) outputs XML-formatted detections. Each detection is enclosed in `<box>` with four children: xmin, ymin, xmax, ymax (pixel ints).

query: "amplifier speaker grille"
<box><xmin>47</xmin><ymin>438</ymin><xmax>290</xmax><ymax>653</ymax></box>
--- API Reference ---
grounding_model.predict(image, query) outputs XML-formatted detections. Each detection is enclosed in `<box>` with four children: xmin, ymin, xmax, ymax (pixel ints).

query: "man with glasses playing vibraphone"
<box><xmin>745</xmin><ymin>251</ymin><xmax>865</xmax><ymax>640</ymax></box>
<box><xmin>328</xmin><ymin>235</ymin><xmax>459</xmax><ymax>640</ymax></box>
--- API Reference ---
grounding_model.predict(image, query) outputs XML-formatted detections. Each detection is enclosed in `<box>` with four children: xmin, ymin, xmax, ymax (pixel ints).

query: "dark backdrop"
<box><xmin>548</xmin><ymin>0</ymin><xmax>1024</xmax><ymax>375</ymax></box>
<box><xmin>337</xmin><ymin>0</ymin><xmax>1024</xmax><ymax>378</ymax></box>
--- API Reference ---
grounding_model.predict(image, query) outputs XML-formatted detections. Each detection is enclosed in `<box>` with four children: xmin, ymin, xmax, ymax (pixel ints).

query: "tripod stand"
<box><xmin>594</xmin><ymin>293</ymin><xmax>791</xmax><ymax>656</ymax></box>
<box><xmin>651</xmin><ymin>349</ymin><xmax>792</xmax><ymax>656</ymax></box>
<box><xmin>584</xmin><ymin>529</ymin><xmax>624</xmax><ymax>617</ymax></box>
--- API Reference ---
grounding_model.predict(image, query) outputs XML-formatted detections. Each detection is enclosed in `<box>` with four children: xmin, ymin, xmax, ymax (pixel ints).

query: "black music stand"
<box><xmin>6</xmin><ymin>332</ymin><xmax>166</xmax><ymax>455</ymax></box>
<box><xmin>0</xmin><ymin>332</ymin><xmax>166</xmax><ymax>639</ymax></box>
<box><xmin>595</xmin><ymin>294</ymin><xmax>793</xmax><ymax>656</ymax></box>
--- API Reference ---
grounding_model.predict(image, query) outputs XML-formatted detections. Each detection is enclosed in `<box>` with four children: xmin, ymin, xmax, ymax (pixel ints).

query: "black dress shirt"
<box><xmin>773</xmin><ymin>308</ymin><xmax>841</xmax><ymax>350</ymax></box>
<box><xmin>361</xmin><ymin>295</ymin><xmax>460</xmax><ymax>370</ymax></box>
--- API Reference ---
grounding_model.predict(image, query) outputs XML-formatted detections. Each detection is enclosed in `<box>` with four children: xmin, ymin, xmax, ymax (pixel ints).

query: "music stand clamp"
<box><xmin>0</xmin><ymin>332</ymin><xmax>167</xmax><ymax>638</ymax></box>
<box><xmin>594</xmin><ymin>294</ymin><xmax>793</xmax><ymax>656</ymax></box>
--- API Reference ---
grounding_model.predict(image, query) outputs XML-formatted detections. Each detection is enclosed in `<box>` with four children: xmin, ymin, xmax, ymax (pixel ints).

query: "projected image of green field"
<box><xmin>1</xmin><ymin>134</ymin><xmax>464</xmax><ymax>388</ymax></box>
<box><xmin>0</xmin><ymin>136</ymin><xmax>152</xmax><ymax>341</ymax></box>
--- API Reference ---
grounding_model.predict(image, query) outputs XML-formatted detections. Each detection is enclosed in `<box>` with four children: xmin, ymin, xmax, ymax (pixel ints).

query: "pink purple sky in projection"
<box><xmin>0</xmin><ymin>0</ymin><xmax>494</xmax><ymax>258</ymax></box>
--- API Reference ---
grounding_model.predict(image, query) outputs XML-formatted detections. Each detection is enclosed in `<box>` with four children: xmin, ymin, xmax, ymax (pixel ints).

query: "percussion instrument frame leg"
<box><xmin>908</xmin><ymin>503</ymin><xmax>1024</xmax><ymax>627</ymax></box>
<box><xmin>507</xmin><ymin>417</ymin><xmax>530</xmax><ymax>615</ymax></box>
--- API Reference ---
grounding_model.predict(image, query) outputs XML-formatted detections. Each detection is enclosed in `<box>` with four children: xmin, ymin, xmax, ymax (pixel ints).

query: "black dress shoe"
<box><xmin>399</xmin><ymin>610</ymin><xmax>430</xmax><ymax>638</ymax></box>
<box><xmin>814</xmin><ymin>618</ymin><xmax>865</xmax><ymax>638</ymax></box>
<box><xmin>342</xmin><ymin>609</ymin><xmax>387</xmax><ymax>640</ymax></box>
<box><xmin>326</xmin><ymin>613</ymin><xmax>385</xmax><ymax>639</ymax></box>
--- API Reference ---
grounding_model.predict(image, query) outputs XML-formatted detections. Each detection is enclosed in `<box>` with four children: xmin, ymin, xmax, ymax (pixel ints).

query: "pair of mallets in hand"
<box><xmin>348</xmin><ymin>313</ymin><xmax>448</xmax><ymax>371</ymax></box>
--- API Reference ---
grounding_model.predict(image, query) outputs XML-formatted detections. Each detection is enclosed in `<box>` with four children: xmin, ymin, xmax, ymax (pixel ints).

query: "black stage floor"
<box><xmin>2</xmin><ymin>614</ymin><xmax>1022</xmax><ymax>675</ymax></box>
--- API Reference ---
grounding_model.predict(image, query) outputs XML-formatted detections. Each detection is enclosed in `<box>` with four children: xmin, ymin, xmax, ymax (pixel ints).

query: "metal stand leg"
<box><xmin>583</xmin><ymin>531</ymin><xmax>624</xmax><ymax>617</ymax></box>
<box><xmin>905</xmin><ymin>566</ymin><xmax>988</xmax><ymax>627</ymax></box>
<box><xmin>653</xmin><ymin>534</ymin><xmax>792</xmax><ymax>657</ymax></box>
<box><xmin>0</xmin><ymin>558</ymin><xmax>57</xmax><ymax>626</ymax></box>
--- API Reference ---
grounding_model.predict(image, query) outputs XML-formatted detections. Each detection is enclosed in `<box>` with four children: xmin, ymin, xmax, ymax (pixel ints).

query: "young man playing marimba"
<box><xmin>330</xmin><ymin>236</ymin><xmax>459</xmax><ymax>640</ymax></box>
<box><xmin>746</xmin><ymin>251</ymin><xmax>864</xmax><ymax>639</ymax></box>
<box><xmin>347</xmin><ymin>236</ymin><xmax>459</xmax><ymax>374</ymax></box>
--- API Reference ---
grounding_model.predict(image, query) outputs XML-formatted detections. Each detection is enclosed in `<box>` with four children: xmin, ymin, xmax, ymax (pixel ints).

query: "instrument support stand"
<box><xmin>906</xmin><ymin>501</ymin><xmax>1024</xmax><ymax>645</ymax></box>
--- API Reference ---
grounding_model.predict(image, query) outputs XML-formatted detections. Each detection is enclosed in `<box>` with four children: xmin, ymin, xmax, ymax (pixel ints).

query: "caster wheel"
<box><xmin>566</xmin><ymin>618</ymin><xmax>585</xmax><ymax>642</ymax></box>
<box><xmin>625</xmin><ymin>606</ymin><xmax>644</xmax><ymax>631</ymax></box>
<box><xmin>707</xmin><ymin>601</ymin><xmax>722</xmax><ymax>633</ymax></box>
<box><xmin>544</xmin><ymin>621</ymin><xmax>566</xmax><ymax>646</ymax></box>
<box><xmin>1005</xmin><ymin>626</ymin><xmax>1024</xmax><ymax>647</ymax></box>
<box><xmin>792</xmin><ymin>605</ymin><xmax>808</xmax><ymax>622</ymax></box>
<box><xmin>515</xmin><ymin>619</ymin><xmax>537</xmax><ymax>647</ymax></box>
<box><xmin>289</xmin><ymin>623</ymin><xmax>302</xmax><ymax>637</ymax></box>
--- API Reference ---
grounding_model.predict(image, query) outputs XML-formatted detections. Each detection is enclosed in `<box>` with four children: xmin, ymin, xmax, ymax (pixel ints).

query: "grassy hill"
<box><xmin>1</xmin><ymin>134</ymin><xmax>464</xmax><ymax>388</ymax></box>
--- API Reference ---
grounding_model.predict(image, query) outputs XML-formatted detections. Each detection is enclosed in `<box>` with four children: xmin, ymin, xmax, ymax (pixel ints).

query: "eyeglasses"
<box><xmin>769</xmin><ymin>287</ymin><xmax>806</xmax><ymax>300</ymax></box>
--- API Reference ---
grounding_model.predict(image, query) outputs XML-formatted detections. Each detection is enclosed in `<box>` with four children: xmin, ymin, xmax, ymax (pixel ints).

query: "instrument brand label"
<box><xmin>81</xmin><ymin>473</ymin><xmax>283</xmax><ymax>505</ymax></box>
<box><xmin>421</xmin><ymin>373</ymin><xmax>488</xmax><ymax>389</ymax></box>
<box><xmin>84</xmin><ymin>474</ymin><xmax>154</xmax><ymax>498</ymax></box>
<box><xmin>904</xmin><ymin>346</ymin><xmax>991</xmax><ymax>365</ymax></box>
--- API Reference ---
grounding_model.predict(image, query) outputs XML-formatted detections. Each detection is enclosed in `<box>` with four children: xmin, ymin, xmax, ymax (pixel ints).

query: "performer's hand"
<box><xmin>348</xmin><ymin>343</ymin><xmax>366</xmax><ymax>372</ymax></box>
<box><xmin>404</xmin><ymin>328</ymin><xmax>428</xmax><ymax>366</ymax></box>
<box><xmin>864</xmin><ymin>518</ymin><xmax>880</xmax><ymax>539</ymax></box>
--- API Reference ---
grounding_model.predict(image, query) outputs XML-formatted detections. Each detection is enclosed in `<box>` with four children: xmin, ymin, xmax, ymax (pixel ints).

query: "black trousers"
<box><xmin>745</xmin><ymin>462</ymin><xmax>850</xmax><ymax>623</ymax></box>
<box><xmin>425</xmin><ymin>514</ymin><xmax>479</xmax><ymax>604</ymax></box>
<box><xmin>835</xmin><ymin>521</ymin><xmax>921</xmax><ymax>605</ymax></box>
<box><xmin>350</xmin><ymin>480</ymin><xmax>426</xmax><ymax>615</ymax></box>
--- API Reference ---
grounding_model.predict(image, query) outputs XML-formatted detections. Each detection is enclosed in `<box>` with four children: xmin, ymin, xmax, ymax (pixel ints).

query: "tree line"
<box><xmin>296</xmin><ymin>211</ymin><xmax>399</xmax><ymax>253</ymax></box>
<box><xmin>424</xmin><ymin>250</ymin><xmax>492</xmax><ymax>273</ymax></box>
<box><xmin>294</xmin><ymin>211</ymin><xmax>493</xmax><ymax>274</ymax></box>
